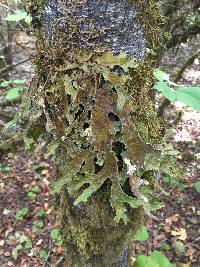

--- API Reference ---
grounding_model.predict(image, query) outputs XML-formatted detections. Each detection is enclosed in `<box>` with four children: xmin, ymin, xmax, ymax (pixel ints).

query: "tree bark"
<box><xmin>26</xmin><ymin>1</ymin><xmax>163</xmax><ymax>266</ymax></box>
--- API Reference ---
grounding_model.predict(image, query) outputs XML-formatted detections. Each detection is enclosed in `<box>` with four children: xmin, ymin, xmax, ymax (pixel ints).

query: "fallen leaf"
<box><xmin>170</xmin><ymin>214</ymin><xmax>179</xmax><ymax>222</ymax></box>
<box><xmin>41</xmin><ymin>169</ymin><xmax>49</xmax><ymax>176</ymax></box>
<box><xmin>7</xmin><ymin>261</ymin><xmax>14</xmax><ymax>266</ymax></box>
<box><xmin>36</xmin><ymin>239</ymin><xmax>43</xmax><ymax>246</ymax></box>
<box><xmin>4</xmin><ymin>251</ymin><xmax>11</xmax><ymax>257</ymax></box>
<box><xmin>185</xmin><ymin>247</ymin><xmax>196</xmax><ymax>257</ymax></box>
<box><xmin>46</xmin><ymin>207</ymin><xmax>53</xmax><ymax>215</ymax></box>
<box><xmin>177</xmin><ymin>264</ymin><xmax>190</xmax><ymax>267</ymax></box>
<box><xmin>0</xmin><ymin>240</ymin><xmax>5</xmax><ymax>247</ymax></box>
<box><xmin>56</xmin><ymin>246</ymin><xmax>65</xmax><ymax>254</ymax></box>
<box><xmin>164</xmin><ymin>225</ymin><xmax>171</xmax><ymax>233</ymax></box>
<box><xmin>44</xmin><ymin>202</ymin><xmax>49</xmax><ymax>210</ymax></box>
<box><xmin>171</xmin><ymin>228</ymin><xmax>187</xmax><ymax>240</ymax></box>
<box><xmin>3</xmin><ymin>209</ymin><xmax>11</xmax><ymax>215</ymax></box>
<box><xmin>43</xmin><ymin>177</ymin><xmax>50</xmax><ymax>186</ymax></box>
<box><xmin>5</xmin><ymin>225</ymin><xmax>14</xmax><ymax>236</ymax></box>
<box><xmin>154</xmin><ymin>233</ymin><xmax>165</xmax><ymax>241</ymax></box>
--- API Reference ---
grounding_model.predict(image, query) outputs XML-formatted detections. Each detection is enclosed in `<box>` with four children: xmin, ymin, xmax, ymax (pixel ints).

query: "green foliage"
<box><xmin>12</xmin><ymin>234</ymin><xmax>32</xmax><ymax>260</ymax></box>
<box><xmin>134</xmin><ymin>250</ymin><xmax>175</xmax><ymax>267</ymax></box>
<box><xmin>39</xmin><ymin>250</ymin><xmax>48</xmax><ymax>260</ymax></box>
<box><xmin>0</xmin><ymin>79</ymin><xmax>25</xmax><ymax>87</ymax></box>
<box><xmin>160</xmin><ymin>242</ymin><xmax>171</xmax><ymax>250</ymax></box>
<box><xmin>134</xmin><ymin>226</ymin><xmax>149</xmax><ymax>241</ymax></box>
<box><xmin>1</xmin><ymin>79</ymin><xmax>26</xmax><ymax>100</ymax></box>
<box><xmin>0</xmin><ymin>163</ymin><xmax>10</xmax><ymax>173</ymax></box>
<box><xmin>50</xmin><ymin>228</ymin><xmax>60</xmax><ymax>239</ymax></box>
<box><xmin>27</xmin><ymin>191</ymin><xmax>37</xmax><ymax>200</ymax></box>
<box><xmin>162</xmin><ymin>173</ymin><xmax>185</xmax><ymax>191</ymax></box>
<box><xmin>27</xmin><ymin>185</ymin><xmax>40</xmax><ymax>201</ymax></box>
<box><xmin>15</xmin><ymin>208</ymin><xmax>29</xmax><ymax>221</ymax></box>
<box><xmin>172</xmin><ymin>240</ymin><xmax>185</xmax><ymax>256</ymax></box>
<box><xmin>50</xmin><ymin>228</ymin><xmax>63</xmax><ymax>245</ymax></box>
<box><xmin>154</xmin><ymin>69</ymin><xmax>200</xmax><ymax>112</ymax></box>
<box><xmin>5</xmin><ymin>87</ymin><xmax>23</xmax><ymax>100</ymax></box>
<box><xmin>194</xmin><ymin>181</ymin><xmax>200</xmax><ymax>193</ymax></box>
<box><xmin>36</xmin><ymin>209</ymin><xmax>46</xmax><ymax>217</ymax></box>
<box><xmin>32</xmin><ymin>220</ymin><xmax>44</xmax><ymax>232</ymax></box>
<box><xmin>5</xmin><ymin>10</ymin><xmax>32</xmax><ymax>24</ymax></box>
<box><xmin>12</xmin><ymin>244</ymin><xmax>23</xmax><ymax>260</ymax></box>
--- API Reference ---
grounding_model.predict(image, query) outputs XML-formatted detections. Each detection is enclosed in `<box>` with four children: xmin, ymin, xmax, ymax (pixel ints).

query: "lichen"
<box><xmin>24</xmin><ymin>0</ymin><xmax>170</xmax><ymax>265</ymax></box>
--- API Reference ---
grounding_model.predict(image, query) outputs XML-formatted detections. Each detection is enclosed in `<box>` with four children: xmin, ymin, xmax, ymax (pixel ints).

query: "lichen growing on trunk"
<box><xmin>24</xmin><ymin>0</ymin><xmax>170</xmax><ymax>266</ymax></box>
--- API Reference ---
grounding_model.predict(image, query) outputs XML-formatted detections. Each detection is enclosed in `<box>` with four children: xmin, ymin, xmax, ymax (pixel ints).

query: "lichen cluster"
<box><xmin>22</xmin><ymin>0</ymin><xmax>174</xmax><ymax>225</ymax></box>
<box><xmin>22</xmin><ymin>0</ymin><xmax>178</xmax><ymax>265</ymax></box>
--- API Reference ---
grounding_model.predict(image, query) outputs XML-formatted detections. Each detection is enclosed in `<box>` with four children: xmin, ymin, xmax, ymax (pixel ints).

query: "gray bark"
<box><xmin>42</xmin><ymin>0</ymin><xmax>146</xmax><ymax>60</ymax></box>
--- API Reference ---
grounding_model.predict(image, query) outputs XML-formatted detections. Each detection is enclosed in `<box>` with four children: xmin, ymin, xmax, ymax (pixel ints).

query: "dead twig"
<box><xmin>185</xmin><ymin>236</ymin><xmax>200</xmax><ymax>248</ymax></box>
<box><xmin>54</xmin><ymin>256</ymin><xmax>64</xmax><ymax>267</ymax></box>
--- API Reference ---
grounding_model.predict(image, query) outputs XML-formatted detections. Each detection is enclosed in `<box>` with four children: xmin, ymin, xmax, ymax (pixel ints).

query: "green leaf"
<box><xmin>15</xmin><ymin>208</ymin><xmax>29</xmax><ymax>221</ymax></box>
<box><xmin>134</xmin><ymin>255</ymin><xmax>156</xmax><ymax>267</ymax></box>
<box><xmin>154</xmin><ymin>69</ymin><xmax>170</xmax><ymax>82</ymax></box>
<box><xmin>5</xmin><ymin>87</ymin><xmax>23</xmax><ymax>100</ymax></box>
<box><xmin>12</xmin><ymin>244</ymin><xmax>23</xmax><ymax>260</ymax></box>
<box><xmin>154</xmin><ymin>69</ymin><xmax>176</xmax><ymax>85</ymax></box>
<box><xmin>155</xmin><ymin>82</ymin><xmax>200</xmax><ymax>112</ymax></box>
<box><xmin>160</xmin><ymin>242</ymin><xmax>171</xmax><ymax>250</ymax></box>
<box><xmin>13</xmin><ymin>79</ymin><xmax>26</xmax><ymax>84</ymax></box>
<box><xmin>25</xmin><ymin>15</ymin><xmax>32</xmax><ymax>24</ymax></box>
<box><xmin>0</xmin><ymin>80</ymin><xmax>12</xmax><ymax>87</ymax></box>
<box><xmin>50</xmin><ymin>228</ymin><xmax>60</xmax><ymax>239</ymax></box>
<box><xmin>24</xmin><ymin>239</ymin><xmax>32</xmax><ymax>249</ymax></box>
<box><xmin>173</xmin><ymin>240</ymin><xmax>185</xmax><ymax>256</ymax></box>
<box><xmin>39</xmin><ymin>250</ymin><xmax>48</xmax><ymax>260</ymax></box>
<box><xmin>37</xmin><ymin>209</ymin><xmax>46</xmax><ymax>217</ymax></box>
<box><xmin>5</xmin><ymin>11</ymin><xmax>28</xmax><ymax>22</ymax></box>
<box><xmin>175</xmin><ymin>87</ymin><xmax>200</xmax><ymax>112</ymax></box>
<box><xmin>34</xmin><ymin>220</ymin><xmax>44</xmax><ymax>228</ymax></box>
<box><xmin>32</xmin><ymin>220</ymin><xmax>44</xmax><ymax>233</ymax></box>
<box><xmin>134</xmin><ymin>250</ymin><xmax>175</xmax><ymax>267</ymax></box>
<box><xmin>134</xmin><ymin>226</ymin><xmax>149</xmax><ymax>241</ymax></box>
<box><xmin>194</xmin><ymin>181</ymin><xmax>200</xmax><ymax>193</ymax></box>
<box><xmin>151</xmin><ymin>250</ymin><xmax>175</xmax><ymax>267</ymax></box>
<box><xmin>154</xmin><ymin>81</ymin><xmax>176</xmax><ymax>102</ymax></box>
<box><xmin>31</xmin><ymin>185</ymin><xmax>40</xmax><ymax>193</ymax></box>
<box><xmin>27</xmin><ymin>191</ymin><xmax>37</xmax><ymax>201</ymax></box>
<box><xmin>19</xmin><ymin>235</ymin><xmax>29</xmax><ymax>243</ymax></box>
<box><xmin>19</xmin><ymin>235</ymin><xmax>32</xmax><ymax>249</ymax></box>
<box><xmin>176</xmin><ymin>183</ymin><xmax>186</xmax><ymax>191</ymax></box>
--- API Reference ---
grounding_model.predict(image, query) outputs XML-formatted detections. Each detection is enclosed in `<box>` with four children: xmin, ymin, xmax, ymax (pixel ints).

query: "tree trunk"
<box><xmin>26</xmin><ymin>1</ymin><xmax>163</xmax><ymax>266</ymax></box>
<box><xmin>0</xmin><ymin>2</ymin><xmax>13</xmax><ymax>81</ymax></box>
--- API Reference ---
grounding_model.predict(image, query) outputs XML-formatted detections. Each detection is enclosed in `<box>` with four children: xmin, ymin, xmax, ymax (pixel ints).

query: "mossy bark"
<box><xmin>26</xmin><ymin>1</ymin><xmax>163</xmax><ymax>266</ymax></box>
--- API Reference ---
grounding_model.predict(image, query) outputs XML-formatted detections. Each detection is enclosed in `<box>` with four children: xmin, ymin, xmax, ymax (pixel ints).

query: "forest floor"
<box><xmin>0</xmin><ymin>33</ymin><xmax>200</xmax><ymax>267</ymax></box>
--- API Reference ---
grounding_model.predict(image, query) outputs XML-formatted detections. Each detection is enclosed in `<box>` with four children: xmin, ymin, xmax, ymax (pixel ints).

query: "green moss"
<box><xmin>59</xmin><ymin>185</ymin><xmax>143</xmax><ymax>266</ymax></box>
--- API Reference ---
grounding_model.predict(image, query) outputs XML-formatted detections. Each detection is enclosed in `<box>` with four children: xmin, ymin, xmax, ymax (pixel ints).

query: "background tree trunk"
<box><xmin>26</xmin><ymin>1</ymin><xmax>163</xmax><ymax>266</ymax></box>
<box><xmin>0</xmin><ymin>1</ymin><xmax>13</xmax><ymax>81</ymax></box>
